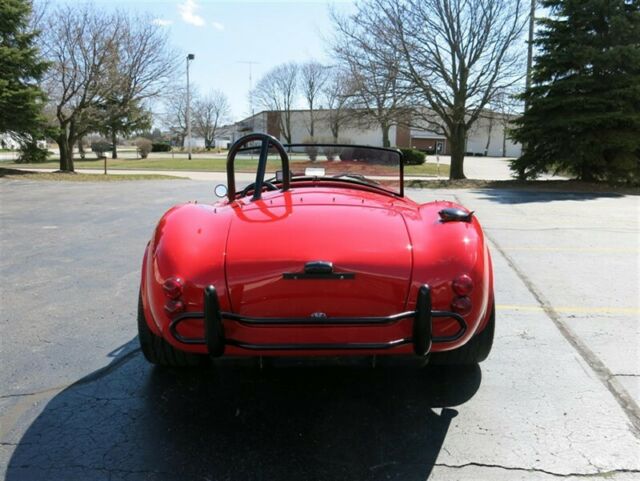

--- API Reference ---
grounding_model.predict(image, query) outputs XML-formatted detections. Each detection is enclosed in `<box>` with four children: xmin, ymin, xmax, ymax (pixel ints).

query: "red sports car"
<box><xmin>138</xmin><ymin>133</ymin><xmax>494</xmax><ymax>366</ymax></box>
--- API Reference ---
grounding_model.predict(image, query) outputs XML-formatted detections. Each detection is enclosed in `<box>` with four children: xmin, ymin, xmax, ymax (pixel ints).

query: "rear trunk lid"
<box><xmin>225</xmin><ymin>203</ymin><xmax>412</xmax><ymax>318</ymax></box>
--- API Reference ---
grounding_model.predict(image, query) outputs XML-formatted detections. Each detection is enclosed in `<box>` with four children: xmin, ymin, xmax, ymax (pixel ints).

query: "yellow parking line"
<box><xmin>496</xmin><ymin>304</ymin><xmax>640</xmax><ymax>315</ymax></box>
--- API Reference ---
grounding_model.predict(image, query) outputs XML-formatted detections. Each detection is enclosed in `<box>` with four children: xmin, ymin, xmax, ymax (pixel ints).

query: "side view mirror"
<box><xmin>214</xmin><ymin>184</ymin><xmax>228</xmax><ymax>198</ymax></box>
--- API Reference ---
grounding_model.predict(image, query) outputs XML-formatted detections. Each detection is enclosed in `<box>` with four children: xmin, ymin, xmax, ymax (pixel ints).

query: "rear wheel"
<box><xmin>137</xmin><ymin>293</ymin><xmax>207</xmax><ymax>367</ymax></box>
<box><xmin>429</xmin><ymin>303</ymin><xmax>495</xmax><ymax>365</ymax></box>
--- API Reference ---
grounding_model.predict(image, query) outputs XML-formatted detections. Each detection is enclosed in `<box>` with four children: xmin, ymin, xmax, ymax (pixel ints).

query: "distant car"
<box><xmin>138</xmin><ymin>133</ymin><xmax>494</xmax><ymax>366</ymax></box>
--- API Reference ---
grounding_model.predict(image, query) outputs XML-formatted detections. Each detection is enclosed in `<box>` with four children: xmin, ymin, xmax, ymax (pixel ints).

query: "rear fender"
<box><xmin>141</xmin><ymin>203</ymin><xmax>233</xmax><ymax>347</ymax></box>
<box><xmin>406</xmin><ymin>202</ymin><xmax>493</xmax><ymax>350</ymax></box>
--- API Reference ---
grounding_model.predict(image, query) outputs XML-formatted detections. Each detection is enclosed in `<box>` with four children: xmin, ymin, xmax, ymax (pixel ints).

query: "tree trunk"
<box><xmin>284</xmin><ymin>121</ymin><xmax>292</xmax><ymax>143</ymax></box>
<box><xmin>330</xmin><ymin>120</ymin><xmax>339</xmax><ymax>143</ymax></box>
<box><xmin>57</xmin><ymin>133</ymin><xmax>75</xmax><ymax>172</ymax></box>
<box><xmin>309</xmin><ymin>100</ymin><xmax>314</xmax><ymax>139</ymax></box>
<box><xmin>502</xmin><ymin>127</ymin><xmax>507</xmax><ymax>157</ymax></box>
<box><xmin>484</xmin><ymin>115</ymin><xmax>494</xmax><ymax>156</ymax></box>
<box><xmin>111</xmin><ymin>130</ymin><xmax>118</xmax><ymax>159</ymax></box>
<box><xmin>449</xmin><ymin>123</ymin><xmax>467</xmax><ymax>180</ymax></box>
<box><xmin>381</xmin><ymin>123</ymin><xmax>391</xmax><ymax>148</ymax></box>
<box><xmin>580</xmin><ymin>159</ymin><xmax>595</xmax><ymax>182</ymax></box>
<box><xmin>77</xmin><ymin>137</ymin><xmax>85</xmax><ymax>159</ymax></box>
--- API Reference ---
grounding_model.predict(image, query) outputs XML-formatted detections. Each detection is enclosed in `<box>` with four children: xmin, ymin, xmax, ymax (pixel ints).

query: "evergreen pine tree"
<box><xmin>512</xmin><ymin>0</ymin><xmax>640</xmax><ymax>182</ymax></box>
<box><xmin>0</xmin><ymin>0</ymin><xmax>48</xmax><ymax>140</ymax></box>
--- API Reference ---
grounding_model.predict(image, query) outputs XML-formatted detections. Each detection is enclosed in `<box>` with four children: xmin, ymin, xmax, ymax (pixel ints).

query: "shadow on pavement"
<box><xmin>472</xmin><ymin>187</ymin><xmax>625</xmax><ymax>204</ymax></box>
<box><xmin>8</xmin><ymin>339</ymin><xmax>482</xmax><ymax>481</ymax></box>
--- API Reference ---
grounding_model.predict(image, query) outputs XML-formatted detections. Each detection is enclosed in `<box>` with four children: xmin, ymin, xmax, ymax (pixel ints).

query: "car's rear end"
<box><xmin>138</xmin><ymin>135</ymin><xmax>494</xmax><ymax>367</ymax></box>
<box><xmin>139</xmin><ymin>190</ymin><xmax>493</xmax><ymax>365</ymax></box>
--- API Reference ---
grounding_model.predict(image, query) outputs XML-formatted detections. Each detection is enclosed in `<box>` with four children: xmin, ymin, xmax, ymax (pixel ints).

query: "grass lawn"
<box><xmin>0</xmin><ymin>167</ymin><xmax>182</xmax><ymax>181</ymax></box>
<box><xmin>3</xmin><ymin>156</ymin><xmax>449</xmax><ymax>177</ymax></box>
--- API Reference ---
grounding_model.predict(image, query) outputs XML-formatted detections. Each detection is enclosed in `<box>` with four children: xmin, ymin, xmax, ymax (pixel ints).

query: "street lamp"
<box><xmin>186</xmin><ymin>53</ymin><xmax>195</xmax><ymax>160</ymax></box>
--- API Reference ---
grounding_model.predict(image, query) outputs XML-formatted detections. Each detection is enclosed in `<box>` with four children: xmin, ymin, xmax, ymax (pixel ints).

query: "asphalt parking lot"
<box><xmin>0</xmin><ymin>178</ymin><xmax>638</xmax><ymax>480</ymax></box>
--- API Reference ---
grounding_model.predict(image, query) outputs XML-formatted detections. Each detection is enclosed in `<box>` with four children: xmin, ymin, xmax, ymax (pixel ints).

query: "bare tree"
<box><xmin>100</xmin><ymin>13</ymin><xmax>176</xmax><ymax>158</ymax></box>
<box><xmin>334</xmin><ymin>0</ymin><xmax>526</xmax><ymax>178</ymax></box>
<box><xmin>253</xmin><ymin>62</ymin><xmax>299</xmax><ymax>143</ymax></box>
<box><xmin>193</xmin><ymin>90</ymin><xmax>231</xmax><ymax>149</ymax></box>
<box><xmin>321</xmin><ymin>67</ymin><xmax>354</xmax><ymax>142</ymax></box>
<box><xmin>40</xmin><ymin>5</ymin><xmax>118</xmax><ymax>171</ymax></box>
<box><xmin>491</xmin><ymin>89</ymin><xmax>522</xmax><ymax>157</ymax></box>
<box><xmin>40</xmin><ymin>5</ymin><xmax>177</xmax><ymax>171</ymax></box>
<box><xmin>162</xmin><ymin>85</ymin><xmax>190</xmax><ymax>147</ymax></box>
<box><xmin>300</xmin><ymin>61</ymin><xmax>328</xmax><ymax>138</ymax></box>
<box><xmin>332</xmin><ymin>12</ymin><xmax>409</xmax><ymax>147</ymax></box>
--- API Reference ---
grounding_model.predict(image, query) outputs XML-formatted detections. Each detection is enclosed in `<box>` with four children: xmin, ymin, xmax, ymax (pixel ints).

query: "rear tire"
<box><xmin>137</xmin><ymin>293</ymin><xmax>207</xmax><ymax>367</ymax></box>
<box><xmin>429</xmin><ymin>302</ymin><xmax>495</xmax><ymax>365</ymax></box>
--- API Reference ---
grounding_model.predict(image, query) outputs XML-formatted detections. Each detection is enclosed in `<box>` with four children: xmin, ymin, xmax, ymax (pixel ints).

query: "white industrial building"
<box><xmin>231</xmin><ymin>109</ymin><xmax>522</xmax><ymax>157</ymax></box>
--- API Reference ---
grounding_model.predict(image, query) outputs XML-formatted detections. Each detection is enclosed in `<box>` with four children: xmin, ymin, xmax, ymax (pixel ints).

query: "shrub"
<box><xmin>302</xmin><ymin>138</ymin><xmax>318</xmax><ymax>161</ymax></box>
<box><xmin>316</xmin><ymin>137</ymin><xmax>349</xmax><ymax>160</ymax></box>
<box><xmin>135</xmin><ymin>138</ymin><xmax>153</xmax><ymax>159</ymax></box>
<box><xmin>152</xmin><ymin>142</ymin><xmax>172</xmax><ymax>153</ymax></box>
<box><xmin>322</xmin><ymin>145</ymin><xmax>341</xmax><ymax>160</ymax></box>
<box><xmin>91</xmin><ymin>141</ymin><xmax>112</xmax><ymax>158</ymax></box>
<box><xmin>338</xmin><ymin>147</ymin><xmax>354</xmax><ymax>161</ymax></box>
<box><xmin>16</xmin><ymin>141</ymin><xmax>48</xmax><ymax>163</ymax></box>
<box><xmin>400</xmin><ymin>148</ymin><xmax>426</xmax><ymax>165</ymax></box>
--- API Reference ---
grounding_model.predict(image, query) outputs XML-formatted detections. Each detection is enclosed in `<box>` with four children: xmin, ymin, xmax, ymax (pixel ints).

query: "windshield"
<box><xmin>234</xmin><ymin>143</ymin><xmax>403</xmax><ymax>196</ymax></box>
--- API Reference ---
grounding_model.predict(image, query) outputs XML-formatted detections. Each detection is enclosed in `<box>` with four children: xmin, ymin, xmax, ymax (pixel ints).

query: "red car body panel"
<box><xmin>140</xmin><ymin>182</ymin><xmax>494</xmax><ymax>357</ymax></box>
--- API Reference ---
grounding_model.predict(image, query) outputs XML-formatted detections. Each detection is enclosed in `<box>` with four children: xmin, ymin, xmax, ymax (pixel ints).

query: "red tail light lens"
<box><xmin>451</xmin><ymin>296</ymin><xmax>472</xmax><ymax>315</ymax></box>
<box><xmin>163</xmin><ymin>277</ymin><xmax>183</xmax><ymax>299</ymax></box>
<box><xmin>164</xmin><ymin>299</ymin><xmax>185</xmax><ymax>315</ymax></box>
<box><xmin>452</xmin><ymin>274</ymin><xmax>473</xmax><ymax>296</ymax></box>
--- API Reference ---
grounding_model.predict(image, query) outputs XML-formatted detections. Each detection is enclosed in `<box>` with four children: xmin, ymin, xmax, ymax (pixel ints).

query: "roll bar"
<box><xmin>226</xmin><ymin>133</ymin><xmax>290</xmax><ymax>202</ymax></box>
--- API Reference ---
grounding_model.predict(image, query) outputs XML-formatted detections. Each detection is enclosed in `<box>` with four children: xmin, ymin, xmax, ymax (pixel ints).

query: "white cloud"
<box><xmin>212</xmin><ymin>21</ymin><xmax>225</xmax><ymax>31</ymax></box>
<box><xmin>152</xmin><ymin>18</ymin><xmax>173</xmax><ymax>27</ymax></box>
<box><xmin>178</xmin><ymin>0</ymin><xmax>205</xmax><ymax>27</ymax></box>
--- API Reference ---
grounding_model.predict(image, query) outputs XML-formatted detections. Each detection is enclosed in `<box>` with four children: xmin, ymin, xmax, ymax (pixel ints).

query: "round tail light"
<box><xmin>451</xmin><ymin>296</ymin><xmax>472</xmax><ymax>315</ymax></box>
<box><xmin>452</xmin><ymin>274</ymin><xmax>473</xmax><ymax>296</ymax></box>
<box><xmin>163</xmin><ymin>277</ymin><xmax>183</xmax><ymax>299</ymax></box>
<box><xmin>164</xmin><ymin>299</ymin><xmax>185</xmax><ymax>315</ymax></box>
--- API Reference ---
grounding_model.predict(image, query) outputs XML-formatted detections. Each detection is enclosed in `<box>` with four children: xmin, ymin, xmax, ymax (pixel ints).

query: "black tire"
<box><xmin>137</xmin><ymin>293</ymin><xmax>207</xmax><ymax>367</ymax></box>
<box><xmin>429</xmin><ymin>302</ymin><xmax>495</xmax><ymax>365</ymax></box>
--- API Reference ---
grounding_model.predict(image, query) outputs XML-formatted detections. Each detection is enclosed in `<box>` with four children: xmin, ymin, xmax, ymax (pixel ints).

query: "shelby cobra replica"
<box><xmin>138</xmin><ymin>133</ymin><xmax>494</xmax><ymax>366</ymax></box>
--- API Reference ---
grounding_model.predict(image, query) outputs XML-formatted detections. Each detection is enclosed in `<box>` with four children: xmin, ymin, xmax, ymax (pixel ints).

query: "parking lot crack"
<box><xmin>0</xmin><ymin>348</ymin><xmax>140</xmax><ymax>400</ymax></box>
<box><xmin>434</xmin><ymin>462</ymin><xmax>640</xmax><ymax>478</ymax></box>
<box><xmin>491</xmin><ymin>237</ymin><xmax>640</xmax><ymax>436</ymax></box>
<box><xmin>459</xmin><ymin>194</ymin><xmax>640</xmax><ymax>438</ymax></box>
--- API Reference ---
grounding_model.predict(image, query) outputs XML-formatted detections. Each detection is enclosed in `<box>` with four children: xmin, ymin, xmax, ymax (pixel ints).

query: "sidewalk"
<box><xmin>16</xmin><ymin>156</ymin><xmax>566</xmax><ymax>182</ymax></box>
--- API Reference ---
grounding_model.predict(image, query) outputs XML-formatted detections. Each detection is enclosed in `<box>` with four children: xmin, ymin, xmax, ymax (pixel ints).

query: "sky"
<box><xmin>65</xmin><ymin>0</ymin><xmax>356</xmax><ymax>122</ymax></box>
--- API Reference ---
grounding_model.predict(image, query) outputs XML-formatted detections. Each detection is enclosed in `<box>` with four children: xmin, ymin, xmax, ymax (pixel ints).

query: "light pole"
<box><xmin>525</xmin><ymin>0</ymin><xmax>536</xmax><ymax>111</ymax></box>
<box><xmin>186</xmin><ymin>53</ymin><xmax>195</xmax><ymax>160</ymax></box>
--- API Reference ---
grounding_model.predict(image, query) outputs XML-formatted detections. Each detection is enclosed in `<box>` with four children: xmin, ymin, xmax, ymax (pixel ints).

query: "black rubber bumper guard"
<box><xmin>168</xmin><ymin>285</ymin><xmax>467</xmax><ymax>357</ymax></box>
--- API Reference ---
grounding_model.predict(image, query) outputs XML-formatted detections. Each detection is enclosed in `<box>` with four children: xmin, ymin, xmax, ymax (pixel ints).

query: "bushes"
<box><xmin>91</xmin><ymin>141</ymin><xmax>112</xmax><ymax>158</ymax></box>
<box><xmin>322</xmin><ymin>145</ymin><xmax>341</xmax><ymax>160</ymax></box>
<box><xmin>319</xmin><ymin>137</ymin><xmax>350</xmax><ymax>160</ymax></box>
<box><xmin>16</xmin><ymin>141</ymin><xmax>48</xmax><ymax>163</ymax></box>
<box><xmin>400</xmin><ymin>148</ymin><xmax>426</xmax><ymax>165</ymax></box>
<box><xmin>135</xmin><ymin>138</ymin><xmax>152</xmax><ymax>159</ymax></box>
<box><xmin>302</xmin><ymin>138</ymin><xmax>319</xmax><ymax>161</ymax></box>
<box><xmin>339</xmin><ymin>147</ymin><xmax>354</xmax><ymax>161</ymax></box>
<box><xmin>152</xmin><ymin>142</ymin><xmax>171</xmax><ymax>153</ymax></box>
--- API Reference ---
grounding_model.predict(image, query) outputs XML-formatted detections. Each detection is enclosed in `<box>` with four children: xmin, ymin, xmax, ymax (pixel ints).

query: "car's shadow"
<box><xmin>473</xmin><ymin>187</ymin><xmax>626</xmax><ymax>204</ymax></box>
<box><xmin>7</xmin><ymin>339</ymin><xmax>482</xmax><ymax>481</ymax></box>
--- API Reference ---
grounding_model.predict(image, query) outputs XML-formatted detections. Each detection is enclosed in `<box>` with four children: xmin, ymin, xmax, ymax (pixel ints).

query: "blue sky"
<box><xmin>74</xmin><ymin>0</ymin><xmax>355</xmax><ymax>121</ymax></box>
